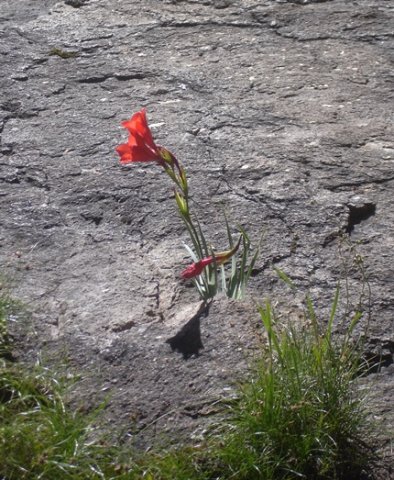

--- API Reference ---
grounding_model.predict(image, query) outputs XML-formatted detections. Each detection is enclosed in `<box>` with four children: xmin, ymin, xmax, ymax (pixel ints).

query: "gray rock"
<box><xmin>0</xmin><ymin>0</ymin><xmax>393</xmax><ymax>471</ymax></box>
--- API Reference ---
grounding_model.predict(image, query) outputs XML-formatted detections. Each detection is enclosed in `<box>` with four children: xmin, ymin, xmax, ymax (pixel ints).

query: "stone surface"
<box><xmin>0</xmin><ymin>0</ymin><xmax>393</xmax><ymax>472</ymax></box>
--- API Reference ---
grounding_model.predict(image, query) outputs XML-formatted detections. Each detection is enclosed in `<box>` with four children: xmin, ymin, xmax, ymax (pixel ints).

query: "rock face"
<box><xmin>0</xmin><ymin>0</ymin><xmax>393</xmax><ymax>467</ymax></box>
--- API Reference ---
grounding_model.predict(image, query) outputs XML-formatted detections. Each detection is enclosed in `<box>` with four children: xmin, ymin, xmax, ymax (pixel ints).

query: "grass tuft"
<box><xmin>0</xmin><ymin>284</ymin><xmax>128</xmax><ymax>479</ymax></box>
<box><xmin>211</xmin><ymin>293</ymin><xmax>374</xmax><ymax>480</ymax></box>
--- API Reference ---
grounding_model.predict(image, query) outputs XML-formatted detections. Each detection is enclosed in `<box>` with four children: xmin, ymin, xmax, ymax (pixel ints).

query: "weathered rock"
<box><xmin>0</xmin><ymin>0</ymin><xmax>393</xmax><ymax>471</ymax></box>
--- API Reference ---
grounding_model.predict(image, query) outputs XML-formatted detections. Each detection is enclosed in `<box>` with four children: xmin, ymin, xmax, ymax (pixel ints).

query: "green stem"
<box><xmin>181</xmin><ymin>214</ymin><xmax>203</xmax><ymax>259</ymax></box>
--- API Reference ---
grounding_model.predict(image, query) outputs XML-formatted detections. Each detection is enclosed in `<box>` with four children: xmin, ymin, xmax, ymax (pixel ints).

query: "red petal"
<box><xmin>121</xmin><ymin>109</ymin><xmax>157</xmax><ymax>153</ymax></box>
<box><xmin>181</xmin><ymin>257</ymin><xmax>214</xmax><ymax>279</ymax></box>
<box><xmin>116</xmin><ymin>143</ymin><xmax>133</xmax><ymax>164</ymax></box>
<box><xmin>128</xmin><ymin>145</ymin><xmax>161</xmax><ymax>162</ymax></box>
<box><xmin>116</xmin><ymin>137</ymin><xmax>162</xmax><ymax>163</ymax></box>
<box><xmin>181</xmin><ymin>264</ymin><xmax>200</xmax><ymax>279</ymax></box>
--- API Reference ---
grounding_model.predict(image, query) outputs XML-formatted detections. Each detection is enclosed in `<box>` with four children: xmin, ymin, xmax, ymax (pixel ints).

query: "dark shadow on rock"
<box><xmin>65</xmin><ymin>0</ymin><xmax>89</xmax><ymax>8</ymax></box>
<box><xmin>346</xmin><ymin>202</ymin><xmax>376</xmax><ymax>234</ymax></box>
<box><xmin>362</xmin><ymin>339</ymin><xmax>394</xmax><ymax>375</ymax></box>
<box><xmin>166</xmin><ymin>303</ymin><xmax>210</xmax><ymax>359</ymax></box>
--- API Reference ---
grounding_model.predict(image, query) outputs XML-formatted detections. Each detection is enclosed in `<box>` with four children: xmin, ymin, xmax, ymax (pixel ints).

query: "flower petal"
<box><xmin>116</xmin><ymin>142</ymin><xmax>157</xmax><ymax>164</ymax></box>
<box><xmin>181</xmin><ymin>257</ymin><xmax>214</xmax><ymax>279</ymax></box>
<box><xmin>121</xmin><ymin>109</ymin><xmax>157</xmax><ymax>153</ymax></box>
<box><xmin>116</xmin><ymin>109</ymin><xmax>171</xmax><ymax>165</ymax></box>
<box><xmin>214</xmin><ymin>236</ymin><xmax>242</xmax><ymax>264</ymax></box>
<box><xmin>181</xmin><ymin>263</ymin><xmax>203</xmax><ymax>279</ymax></box>
<box><xmin>129</xmin><ymin>145</ymin><xmax>161</xmax><ymax>162</ymax></box>
<box><xmin>116</xmin><ymin>143</ymin><xmax>133</xmax><ymax>164</ymax></box>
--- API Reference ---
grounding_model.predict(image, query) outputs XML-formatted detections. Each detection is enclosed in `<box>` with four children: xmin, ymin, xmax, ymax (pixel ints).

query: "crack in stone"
<box><xmin>77</xmin><ymin>72</ymin><xmax>153</xmax><ymax>84</ymax></box>
<box><xmin>325</xmin><ymin>176</ymin><xmax>394</xmax><ymax>192</ymax></box>
<box><xmin>159</xmin><ymin>20</ymin><xmax>260</xmax><ymax>29</ymax></box>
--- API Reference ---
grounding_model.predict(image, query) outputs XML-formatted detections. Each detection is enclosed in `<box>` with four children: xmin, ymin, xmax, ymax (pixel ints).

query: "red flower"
<box><xmin>181</xmin><ymin>236</ymin><xmax>242</xmax><ymax>279</ymax></box>
<box><xmin>181</xmin><ymin>257</ymin><xmax>215</xmax><ymax>279</ymax></box>
<box><xmin>116</xmin><ymin>109</ymin><xmax>164</xmax><ymax>164</ymax></box>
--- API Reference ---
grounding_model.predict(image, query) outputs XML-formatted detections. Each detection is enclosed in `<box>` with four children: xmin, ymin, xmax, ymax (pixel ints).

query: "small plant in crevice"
<box><xmin>115</xmin><ymin>108</ymin><xmax>260</xmax><ymax>301</ymax></box>
<box><xmin>48</xmin><ymin>47</ymin><xmax>79</xmax><ymax>59</ymax></box>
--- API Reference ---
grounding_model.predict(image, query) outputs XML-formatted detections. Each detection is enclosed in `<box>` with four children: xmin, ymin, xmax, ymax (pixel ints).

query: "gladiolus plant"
<box><xmin>116</xmin><ymin>108</ymin><xmax>259</xmax><ymax>300</ymax></box>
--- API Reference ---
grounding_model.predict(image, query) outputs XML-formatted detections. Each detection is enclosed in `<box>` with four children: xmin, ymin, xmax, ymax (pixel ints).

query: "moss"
<box><xmin>48</xmin><ymin>48</ymin><xmax>79</xmax><ymax>59</ymax></box>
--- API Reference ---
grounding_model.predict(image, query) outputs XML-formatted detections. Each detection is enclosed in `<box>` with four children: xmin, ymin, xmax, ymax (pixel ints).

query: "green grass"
<box><xmin>0</xmin><ymin>285</ymin><xmax>127</xmax><ymax>479</ymax></box>
<box><xmin>0</xmin><ymin>280</ymin><xmax>375</xmax><ymax>479</ymax></box>
<box><xmin>0</xmin><ymin>284</ymin><xmax>20</xmax><ymax>360</ymax></box>
<box><xmin>209</xmin><ymin>293</ymin><xmax>372</xmax><ymax>480</ymax></box>
<box><xmin>0</xmin><ymin>361</ymin><xmax>140</xmax><ymax>479</ymax></box>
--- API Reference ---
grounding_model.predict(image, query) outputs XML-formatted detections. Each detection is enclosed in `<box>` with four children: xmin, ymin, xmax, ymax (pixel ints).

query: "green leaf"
<box><xmin>274</xmin><ymin>267</ymin><xmax>295</xmax><ymax>289</ymax></box>
<box><xmin>326</xmin><ymin>283</ymin><xmax>340</xmax><ymax>342</ymax></box>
